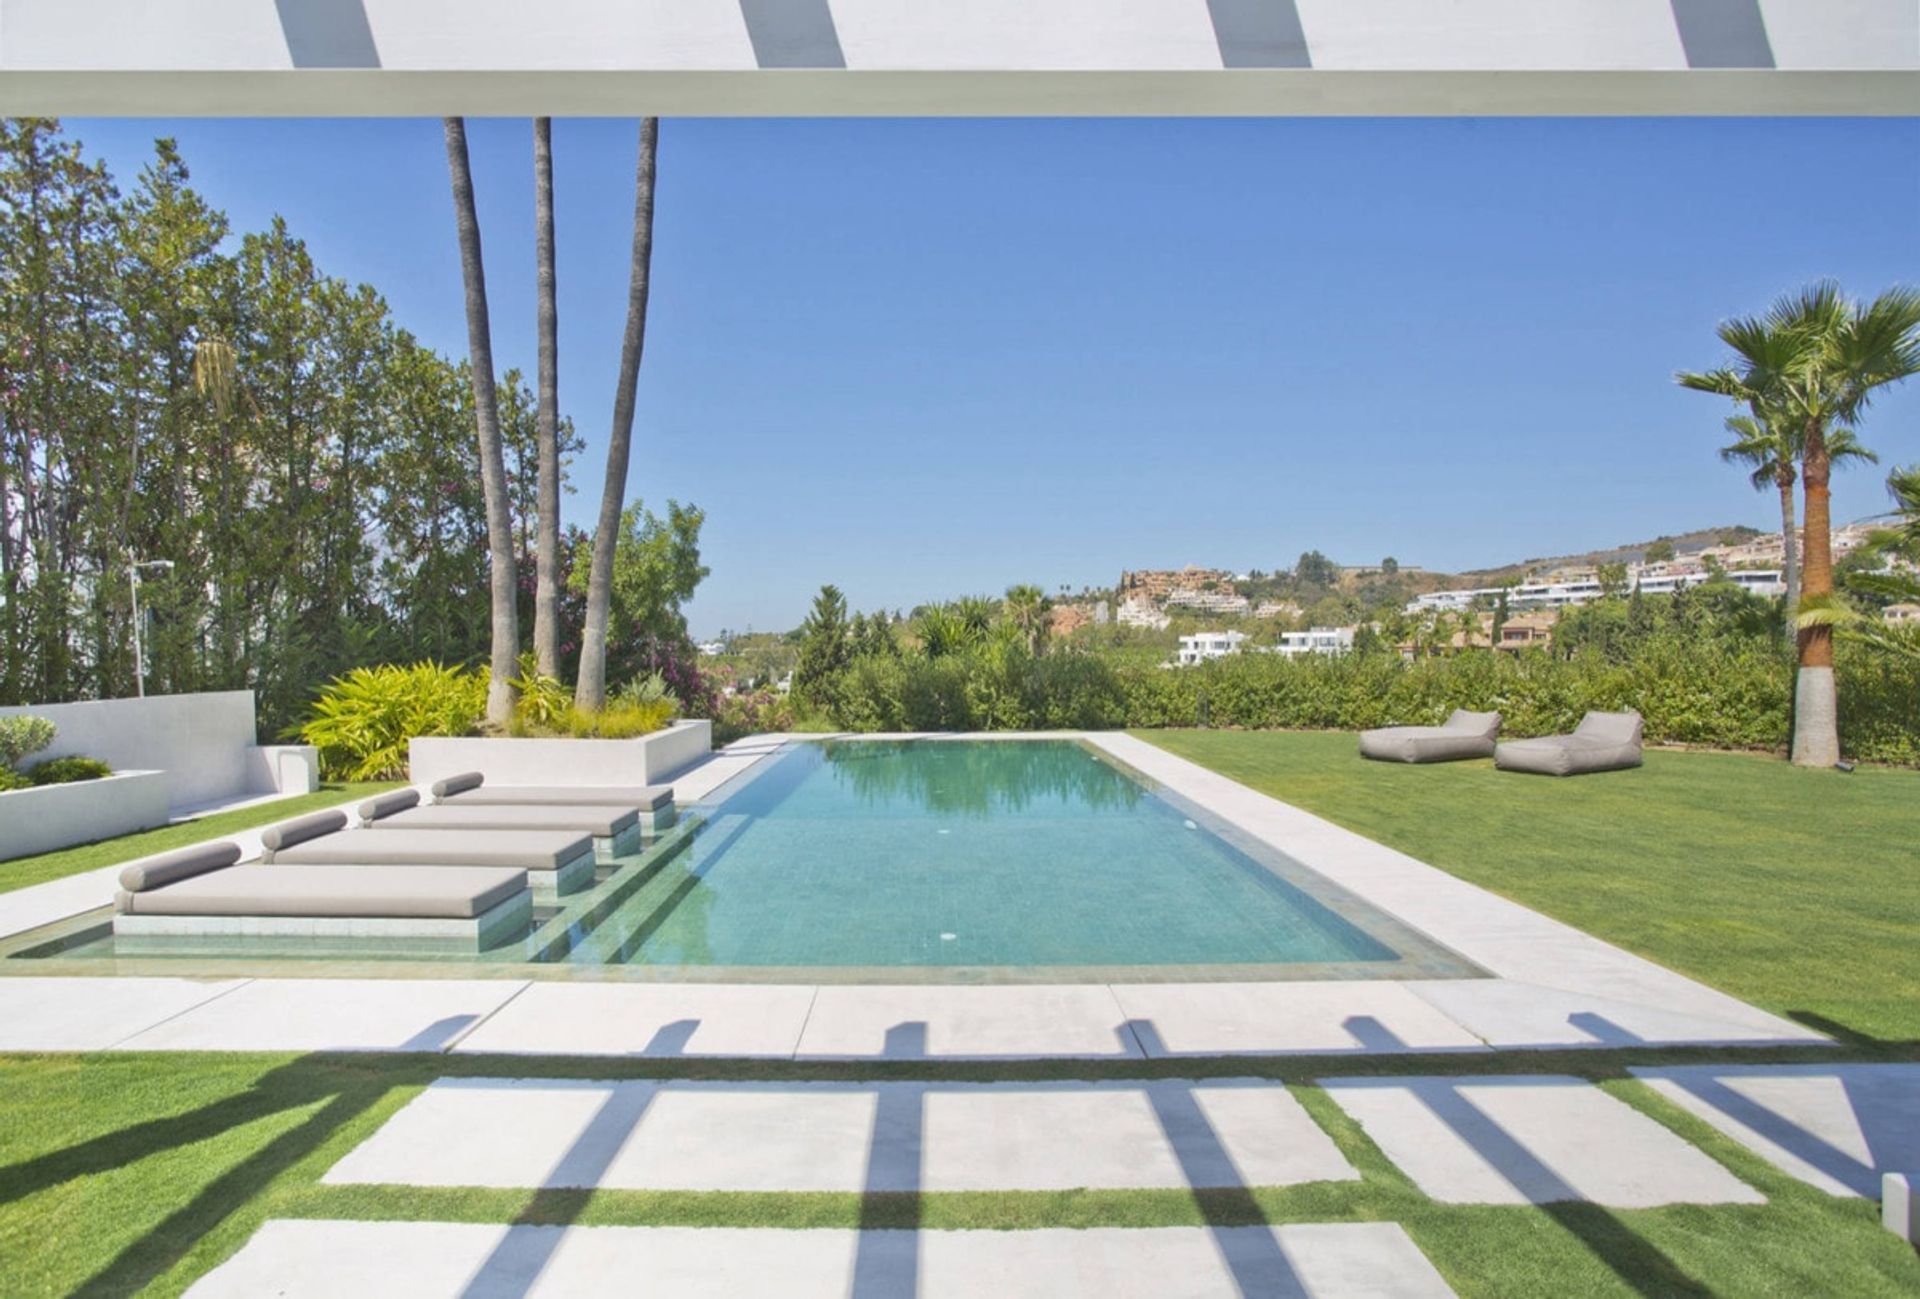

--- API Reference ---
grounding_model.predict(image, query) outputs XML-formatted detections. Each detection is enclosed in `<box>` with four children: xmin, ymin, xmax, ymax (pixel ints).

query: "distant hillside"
<box><xmin>1455</xmin><ymin>526</ymin><xmax>1762</xmax><ymax>584</ymax></box>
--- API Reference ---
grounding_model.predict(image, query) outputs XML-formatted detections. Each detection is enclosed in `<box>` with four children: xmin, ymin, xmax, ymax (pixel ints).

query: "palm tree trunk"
<box><xmin>443</xmin><ymin>117</ymin><xmax>519</xmax><ymax>727</ymax></box>
<box><xmin>575</xmin><ymin>118</ymin><xmax>659</xmax><ymax>714</ymax></box>
<box><xmin>1792</xmin><ymin>425</ymin><xmax>1838</xmax><ymax>766</ymax></box>
<box><xmin>1775</xmin><ymin>467</ymin><xmax>1800</xmax><ymax>621</ymax></box>
<box><xmin>532</xmin><ymin>118</ymin><xmax>562</xmax><ymax>680</ymax></box>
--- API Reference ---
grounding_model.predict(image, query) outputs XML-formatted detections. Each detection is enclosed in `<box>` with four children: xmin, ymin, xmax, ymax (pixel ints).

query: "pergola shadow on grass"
<box><xmin>6</xmin><ymin>1040</ymin><xmax>1920</xmax><ymax>1296</ymax></box>
<box><xmin>1137</xmin><ymin>730</ymin><xmax>1920</xmax><ymax>1045</ymax></box>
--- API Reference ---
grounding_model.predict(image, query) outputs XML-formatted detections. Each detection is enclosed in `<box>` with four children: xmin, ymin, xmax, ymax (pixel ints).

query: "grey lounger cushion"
<box><xmin>116</xmin><ymin>864</ymin><xmax>527</xmax><ymax>919</ymax></box>
<box><xmin>270</xmin><ymin>827</ymin><xmax>594</xmax><ymax>872</ymax></box>
<box><xmin>1359</xmin><ymin>709</ymin><xmax>1502</xmax><ymax>763</ymax></box>
<box><xmin>260</xmin><ymin>809</ymin><xmax>349</xmax><ymax>857</ymax></box>
<box><xmin>358</xmin><ymin>788</ymin><xmax>422</xmax><ymax>823</ymax></box>
<box><xmin>119</xmin><ymin>841</ymin><xmax>243</xmax><ymax>893</ymax></box>
<box><xmin>376</xmin><ymin>804</ymin><xmax>639</xmax><ymax>838</ymax></box>
<box><xmin>1495</xmin><ymin>710</ymin><xmax>1644</xmax><ymax>776</ymax></box>
<box><xmin>441</xmin><ymin>783</ymin><xmax>674</xmax><ymax>812</ymax></box>
<box><xmin>431</xmin><ymin>771</ymin><xmax>486</xmax><ymax>799</ymax></box>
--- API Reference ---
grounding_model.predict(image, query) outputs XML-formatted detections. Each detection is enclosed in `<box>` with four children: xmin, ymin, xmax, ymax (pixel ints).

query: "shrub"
<box><xmin>0</xmin><ymin>767</ymin><xmax>30</xmax><ymax>793</ymax></box>
<box><xmin>614</xmin><ymin>671</ymin><xmax>678</xmax><ymax>710</ymax></box>
<box><xmin>0</xmin><ymin>715</ymin><xmax>56</xmax><ymax>771</ymax></box>
<box><xmin>28</xmin><ymin>756</ymin><xmax>113</xmax><ymax>785</ymax></box>
<box><xmin>511</xmin><ymin>661</ymin><xmax>574</xmax><ymax>733</ymax></box>
<box><xmin>569</xmin><ymin>699</ymin><xmax>677</xmax><ymax>739</ymax></box>
<box><xmin>296</xmin><ymin>662</ymin><xmax>487</xmax><ymax>780</ymax></box>
<box><xmin>710</xmin><ymin>686</ymin><xmax>795</xmax><ymax>745</ymax></box>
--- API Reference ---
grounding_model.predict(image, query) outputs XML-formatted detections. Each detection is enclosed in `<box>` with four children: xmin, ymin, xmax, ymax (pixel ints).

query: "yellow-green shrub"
<box><xmin>296</xmin><ymin>662</ymin><xmax>486</xmax><ymax>780</ymax></box>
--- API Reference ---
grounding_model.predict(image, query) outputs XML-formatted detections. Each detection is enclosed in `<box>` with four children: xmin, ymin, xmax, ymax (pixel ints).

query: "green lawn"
<box><xmin>3</xmin><ymin>1051</ymin><xmax>1917</xmax><ymax>1297</ymax></box>
<box><xmin>1138</xmin><ymin>729</ymin><xmax>1920</xmax><ymax>1045</ymax></box>
<box><xmin>0</xmin><ymin>783</ymin><xmax>401</xmax><ymax>896</ymax></box>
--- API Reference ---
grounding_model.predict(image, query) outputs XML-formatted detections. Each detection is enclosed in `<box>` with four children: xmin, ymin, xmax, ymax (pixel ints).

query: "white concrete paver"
<box><xmin>1321</xmin><ymin>1074</ymin><xmax>1764</xmax><ymax>1207</ymax></box>
<box><xmin>1632</xmin><ymin>1064</ymin><xmax>1920</xmax><ymax>1197</ymax></box>
<box><xmin>322</xmin><ymin>1077</ymin><xmax>1358</xmax><ymax>1193</ymax></box>
<box><xmin>453</xmin><ymin>980</ymin><xmax>816</xmax><ymax>1057</ymax></box>
<box><xmin>1405</xmin><ymin>978</ymin><xmax>1819</xmax><ymax>1050</ymax></box>
<box><xmin>1114</xmin><ymin>981</ymin><xmax>1488</xmax><ymax>1056</ymax></box>
<box><xmin>0</xmin><ymin>975</ymin><xmax>246</xmax><ymax>1050</ymax></box>
<box><xmin>186</xmin><ymin>1219</ymin><xmax>1458</xmax><ymax>1298</ymax></box>
<box><xmin>110</xmin><ymin>977</ymin><xmax>529</xmax><ymax>1052</ymax></box>
<box><xmin>796</xmin><ymin>983</ymin><xmax>1140</xmax><ymax>1059</ymax></box>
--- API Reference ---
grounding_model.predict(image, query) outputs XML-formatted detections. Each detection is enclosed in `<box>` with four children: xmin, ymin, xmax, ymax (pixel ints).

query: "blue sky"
<box><xmin>68</xmin><ymin>116</ymin><xmax>1920</xmax><ymax>636</ymax></box>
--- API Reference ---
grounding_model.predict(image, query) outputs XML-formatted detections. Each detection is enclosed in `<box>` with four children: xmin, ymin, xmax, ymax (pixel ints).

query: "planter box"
<box><xmin>408</xmin><ymin>719</ymin><xmax>713</xmax><ymax>790</ymax></box>
<box><xmin>0</xmin><ymin>769</ymin><xmax>170</xmax><ymax>862</ymax></box>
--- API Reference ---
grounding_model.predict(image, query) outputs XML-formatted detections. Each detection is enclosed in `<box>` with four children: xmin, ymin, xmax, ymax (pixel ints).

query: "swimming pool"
<box><xmin>9</xmin><ymin>739</ymin><xmax>1480</xmax><ymax>982</ymax></box>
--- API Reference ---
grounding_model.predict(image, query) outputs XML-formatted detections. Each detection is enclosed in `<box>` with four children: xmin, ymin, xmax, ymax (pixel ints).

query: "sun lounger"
<box><xmin>431</xmin><ymin>771</ymin><xmax>675</xmax><ymax>830</ymax></box>
<box><xmin>1495</xmin><ymin>710</ymin><xmax>1645</xmax><ymax>776</ymax></box>
<box><xmin>111</xmin><ymin>840</ymin><xmax>532</xmax><ymax>950</ymax></box>
<box><xmin>359</xmin><ymin>790</ymin><xmax>642</xmax><ymax>863</ymax></box>
<box><xmin>261</xmin><ymin>810</ymin><xmax>596</xmax><ymax>898</ymax></box>
<box><xmin>1359</xmin><ymin>709</ymin><xmax>1502</xmax><ymax>763</ymax></box>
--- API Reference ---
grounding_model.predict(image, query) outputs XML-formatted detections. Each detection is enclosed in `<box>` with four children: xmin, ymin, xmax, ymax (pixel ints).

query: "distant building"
<box><xmin>1409</xmin><ymin>567</ymin><xmax>1784</xmax><ymax>614</ymax></box>
<box><xmin>1176</xmin><ymin>630</ymin><xmax>1246</xmax><ymax>665</ymax></box>
<box><xmin>1165</xmin><ymin>587</ymin><xmax>1252</xmax><ymax>617</ymax></box>
<box><xmin>1049</xmin><ymin>604</ymin><xmax>1093</xmax><ymax>638</ymax></box>
<box><xmin>1252</xmin><ymin>600</ymin><xmax>1301</xmax><ymax>620</ymax></box>
<box><xmin>1272</xmin><ymin>626</ymin><xmax>1354</xmax><ymax>657</ymax></box>
<box><xmin>697</xmin><ymin>640</ymin><xmax>727</xmax><ymax>657</ymax></box>
<box><xmin>1886</xmin><ymin>603</ymin><xmax>1920</xmax><ymax>625</ymax></box>
<box><xmin>1495</xmin><ymin>610</ymin><xmax>1557</xmax><ymax>652</ymax></box>
<box><xmin>1116</xmin><ymin>595</ymin><xmax>1171</xmax><ymax>630</ymax></box>
<box><xmin>1117</xmin><ymin>566</ymin><xmax>1235</xmax><ymax>602</ymax></box>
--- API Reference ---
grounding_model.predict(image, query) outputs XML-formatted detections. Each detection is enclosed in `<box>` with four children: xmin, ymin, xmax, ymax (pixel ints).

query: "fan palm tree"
<box><xmin>1717</xmin><ymin>411</ymin><xmax>1876</xmax><ymax>620</ymax></box>
<box><xmin>1002</xmin><ymin>584</ymin><xmax>1051</xmax><ymax>655</ymax></box>
<box><xmin>1679</xmin><ymin>281</ymin><xmax>1920</xmax><ymax>765</ymax></box>
<box><xmin>576</xmin><ymin>118</ymin><xmax>659</xmax><ymax>713</ymax></box>
<box><xmin>443</xmin><ymin>117</ymin><xmax>519</xmax><ymax>727</ymax></box>
<box><xmin>531</xmin><ymin>118</ymin><xmax>562</xmax><ymax>679</ymax></box>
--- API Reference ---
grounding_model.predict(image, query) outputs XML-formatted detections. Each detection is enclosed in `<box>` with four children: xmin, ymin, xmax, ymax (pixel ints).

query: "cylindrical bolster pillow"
<box><xmin>358</xmin><ymin>788</ymin><xmax>422</xmax><ymax>823</ymax></box>
<box><xmin>431</xmin><ymin>771</ymin><xmax>485</xmax><ymax>800</ymax></box>
<box><xmin>119</xmin><ymin>841</ymin><xmax>243</xmax><ymax>893</ymax></box>
<box><xmin>260</xmin><ymin>809</ymin><xmax>348</xmax><ymax>856</ymax></box>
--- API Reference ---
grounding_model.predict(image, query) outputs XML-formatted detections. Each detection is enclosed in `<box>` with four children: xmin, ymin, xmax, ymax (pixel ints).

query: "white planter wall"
<box><xmin>409</xmin><ymin>719</ymin><xmax>713</xmax><ymax>789</ymax></box>
<box><xmin>0</xmin><ymin>691</ymin><xmax>318</xmax><ymax>811</ymax></box>
<box><xmin>0</xmin><ymin>770</ymin><xmax>169</xmax><ymax>861</ymax></box>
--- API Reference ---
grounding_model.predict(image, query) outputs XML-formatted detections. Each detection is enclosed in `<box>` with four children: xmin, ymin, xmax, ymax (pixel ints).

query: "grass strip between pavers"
<box><xmin>7</xmin><ymin>1051</ymin><xmax>1920</xmax><ymax>1297</ymax></box>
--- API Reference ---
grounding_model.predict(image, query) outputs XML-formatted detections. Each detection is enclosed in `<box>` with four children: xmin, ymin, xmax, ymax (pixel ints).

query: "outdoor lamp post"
<box><xmin>128</xmin><ymin>558</ymin><xmax>175</xmax><ymax>699</ymax></box>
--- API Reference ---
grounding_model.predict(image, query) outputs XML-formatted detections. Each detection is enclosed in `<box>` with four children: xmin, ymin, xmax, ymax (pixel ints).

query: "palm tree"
<box><xmin>531</xmin><ymin>118</ymin><xmax>562</xmax><ymax>680</ymax></box>
<box><xmin>443</xmin><ymin>118</ymin><xmax>519</xmax><ymax>727</ymax></box>
<box><xmin>1002</xmin><ymin>584</ymin><xmax>1050</xmax><ymax>655</ymax></box>
<box><xmin>1842</xmin><ymin>466</ymin><xmax>1920</xmax><ymax>662</ymax></box>
<box><xmin>576</xmin><ymin>118</ymin><xmax>659</xmax><ymax>713</ymax></box>
<box><xmin>1717</xmin><ymin>411</ymin><xmax>1875</xmax><ymax>621</ymax></box>
<box><xmin>1679</xmin><ymin>281</ymin><xmax>1920</xmax><ymax>765</ymax></box>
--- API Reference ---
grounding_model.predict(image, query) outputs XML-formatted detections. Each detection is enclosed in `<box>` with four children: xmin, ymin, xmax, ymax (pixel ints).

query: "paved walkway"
<box><xmin>186</xmin><ymin>1220</ymin><xmax>1460</xmax><ymax>1298</ymax></box>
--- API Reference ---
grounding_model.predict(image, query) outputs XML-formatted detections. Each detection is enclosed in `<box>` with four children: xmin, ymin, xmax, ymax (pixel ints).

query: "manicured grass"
<box><xmin>4</xmin><ymin>1052</ymin><xmax>1917</xmax><ymax>1297</ymax></box>
<box><xmin>1138</xmin><ymin>729</ymin><xmax>1920</xmax><ymax>1045</ymax></box>
<box><xmin>0</xmin><ymin>783</ymin><xmax>402</xmax><ymax>896</ymax></box>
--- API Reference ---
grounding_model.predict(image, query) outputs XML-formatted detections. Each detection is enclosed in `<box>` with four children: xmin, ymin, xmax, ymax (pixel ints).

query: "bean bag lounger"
<box><xmin>1359</xmin><ymin>709</ymin><xmax>1502</xmax><ymax>763</ymax></box>
<box><xmin>1495</xmin><ymin>710</ymin><xmax>1644</xmax><ymax>776</ymax></box>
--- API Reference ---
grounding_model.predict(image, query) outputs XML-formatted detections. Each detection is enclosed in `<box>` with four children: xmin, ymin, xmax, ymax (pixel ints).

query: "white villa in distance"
<box><xmin>1176</xmin><ymin>631</ymin><xmax>1246</xmax><ymax>665</ymax></box>
<box><xmin>1410</xmin><ymin>567</ymin><xmax>1785</xmax><ymax>614</ymax></box>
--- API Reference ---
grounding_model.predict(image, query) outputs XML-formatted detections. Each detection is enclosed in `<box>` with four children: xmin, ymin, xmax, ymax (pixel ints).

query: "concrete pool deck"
<box><xmin>0</xmin><ymin>731</ymin><xmax>1827</xmax><ymax>1057</ymax></box>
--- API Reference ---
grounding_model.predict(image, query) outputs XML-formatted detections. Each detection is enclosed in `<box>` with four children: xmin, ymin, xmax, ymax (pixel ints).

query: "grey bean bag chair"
<box><xmin>1359</xmin><ymin>709</ymin><xmax>1502</xmax><ymax>763</ymax></box>
<box><xmin>1495</xmin><ymin>710</ymin><xmax>1644</xmax><ymax>776</ymax></box>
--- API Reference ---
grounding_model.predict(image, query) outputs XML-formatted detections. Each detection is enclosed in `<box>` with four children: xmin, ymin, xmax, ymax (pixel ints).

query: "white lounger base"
<box><xmin>112</xmin><ymin>890</ymin><xmax>533</xmax><ymax>951</ymax></box>
<box><xmin>597</xmin><ymin>824</ymin><xmax>643</xmax><ymax>864</ymax></box>
<box><xmin>542</xmin><ymin>852</ymin><xmax>598</xmax><ymax>899</ymax></box>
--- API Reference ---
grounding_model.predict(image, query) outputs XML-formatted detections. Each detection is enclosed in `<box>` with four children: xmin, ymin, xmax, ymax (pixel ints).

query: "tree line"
<box><xmin>0</xmin><ymin>117</ymin><xmax>695</xmax><ymax>734</ymax></box>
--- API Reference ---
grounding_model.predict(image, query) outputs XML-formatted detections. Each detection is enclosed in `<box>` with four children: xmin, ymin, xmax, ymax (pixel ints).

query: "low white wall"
<box><xmin>409</xmin><ymin>719</ymin><xmax>713</xmax><ymax>789</ymax></box>
<box><xmin>0</xmin><ymin>770</ymin><xmax>170</xmax><ymax>861</ymax></box>
<box><xmin>0</xmin><ymin>691</ymin><xmax>317</xmax><ymax>811</ymax></box>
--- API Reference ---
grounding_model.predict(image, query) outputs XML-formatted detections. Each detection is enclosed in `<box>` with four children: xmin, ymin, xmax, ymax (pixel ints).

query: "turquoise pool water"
<box><xmin>533</xmin><ymin>739</ymin><xmax>1469</xmax><ymax>978</ymax></box>
<box><xmin>10</xmin><ymin>739</ymin><xmax>1479</xmax><ymax>981</ymax></box>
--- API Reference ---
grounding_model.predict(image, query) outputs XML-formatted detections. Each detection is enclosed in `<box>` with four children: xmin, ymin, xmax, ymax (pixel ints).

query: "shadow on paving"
<box><xmin>0</xmin><ymin>1050</ymin><xmax>433</xmax><ymax>1298</ymax></box>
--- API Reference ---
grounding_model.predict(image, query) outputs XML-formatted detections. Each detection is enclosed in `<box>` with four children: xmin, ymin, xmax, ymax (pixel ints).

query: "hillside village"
<box><xmin>1053</xmin><ymin>521</ymin><xmax>1914</xmax><ymax>665</ymax></box>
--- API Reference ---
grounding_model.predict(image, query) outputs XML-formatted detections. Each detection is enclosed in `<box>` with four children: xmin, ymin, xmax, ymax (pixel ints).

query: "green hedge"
<box><xmin>814</xmin><ymin>639</ymin><xmax>1919</xmax><ymax>764</ymax></box>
